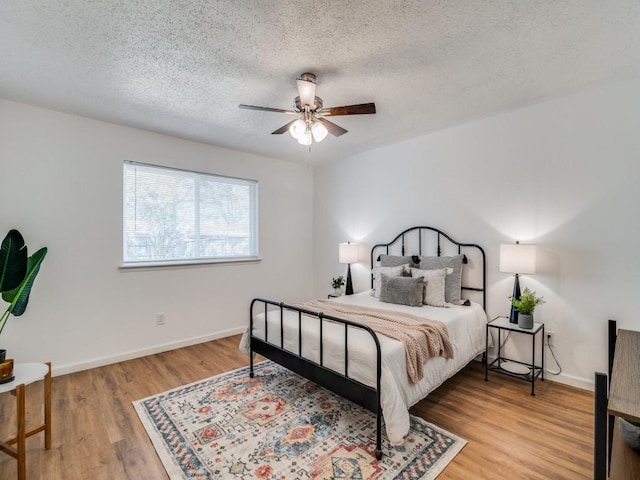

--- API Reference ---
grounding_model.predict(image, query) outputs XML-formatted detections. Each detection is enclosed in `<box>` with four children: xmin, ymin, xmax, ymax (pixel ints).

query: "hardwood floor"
<box><xmin>410</xmin><ymin>364</ymin><xmax>593</xmax><ymax>479</ymax></box>
<box><xmin>0</xmin><ymin>335</ymin><xmax>593</xmax><ymax>479</ymax></box>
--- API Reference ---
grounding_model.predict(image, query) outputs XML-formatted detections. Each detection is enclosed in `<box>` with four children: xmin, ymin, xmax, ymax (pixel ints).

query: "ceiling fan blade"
<box><xmin>296</xmin><ymin>73</ymin><xmax>317</xmax><ymax>107</ymax></box>
<box><xmin>271</xmin><ymin>119</ymin><xmax>298</xmax><ymax>135</ymax></box>
<box><xmin>317</xmin><ymin>117</ymin><xmax>348</xmax><ymax>137</ymax></box>
<box><xmin>319</xmin><ymin>103</ymin><xmax>376</xmax><ymax>116</ymax></box>
<box><xmin>239</xmin><ymin>104</ymin><xmax>297</xmax><ymax>115</ymax></box>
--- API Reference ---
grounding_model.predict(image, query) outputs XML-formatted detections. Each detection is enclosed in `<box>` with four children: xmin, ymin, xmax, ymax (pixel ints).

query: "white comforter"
<box><xmin>239</xmin><ymin>291</ymin><xmax>487</xmax><ymax>446</ymax></box>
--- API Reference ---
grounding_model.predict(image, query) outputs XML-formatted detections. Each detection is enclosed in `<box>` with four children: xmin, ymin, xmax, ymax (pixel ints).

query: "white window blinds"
<box><xmin>123</xmin><ymin>162</ymin><xmax>258</xmax><ymax>265</ymax></box>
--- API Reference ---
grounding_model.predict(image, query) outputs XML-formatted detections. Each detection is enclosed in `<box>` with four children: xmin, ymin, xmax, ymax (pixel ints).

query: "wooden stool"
<box><xmin>0</xmin><ymin>362</ymin><xmax>52</xmax><ymax>480</ymax></box>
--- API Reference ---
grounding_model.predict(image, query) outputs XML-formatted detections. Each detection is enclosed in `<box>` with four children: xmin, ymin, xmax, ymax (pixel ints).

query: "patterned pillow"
<box><xmin>379</xmin><ymin>274</ymin><xmax>424</xmax><ymax>307</ymax></box>
<box><xmin>418</xmin><ymin>255</ymin><xmax>464</xmax><ymax>304</ymax></box>
<box><xmin>409</xmin><ymin>267</ymin><xmax>452</xmax><ymax>307</ymax></box>
<box><xmin>372</xmin><ymin>264</ymin><xmax>409</xmax><ymax>297</ymax></box>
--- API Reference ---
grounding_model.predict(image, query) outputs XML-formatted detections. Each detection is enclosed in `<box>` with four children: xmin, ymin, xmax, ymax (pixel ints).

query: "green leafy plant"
<box><xmin>331</xmin><ymin>276</ymin><xmax>345</xmax><ymax>289</ymax></box>
<box><xmin>510</xmin><ymin>287</ymin><xmax>545</xmax><ymax>315</ymax></box>
<box><xmin>0</xmin><ymin>230</ymin><xmax>47</xmax><ymax>336</ymax></box>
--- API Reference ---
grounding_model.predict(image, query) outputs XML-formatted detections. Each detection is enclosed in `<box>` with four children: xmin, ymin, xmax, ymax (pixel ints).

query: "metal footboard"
<box><xmin>249</xmin><ymin>297</ymin><xmax>384</xmax><ymax>459</ymax></box>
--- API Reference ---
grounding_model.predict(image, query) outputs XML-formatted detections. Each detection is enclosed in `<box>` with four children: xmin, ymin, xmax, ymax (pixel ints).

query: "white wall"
<box><xmin>313</xmin><ymin>78</ymin><xmax>640</xmax><ymax>389</ymax></box>
<box><xmin>4</xmin><ymin>77</ymin><xmax>639</xmax><ymax>387</ymax></box>
<box><xmin>0</xmin><ymin>99</ymin><xmax>314</xmax><ymax>375</ymax></box>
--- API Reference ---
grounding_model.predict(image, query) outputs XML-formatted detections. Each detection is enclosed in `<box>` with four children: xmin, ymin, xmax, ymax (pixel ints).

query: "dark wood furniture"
<box><xmin>594</xmin><ymin>320</ymin><xmax>640</xmax><ymax>480</ymax></box>
<box><xmin>249</xmin><ymin>226</ymin><xmax>486</xmax><ymax>459</ymax></box>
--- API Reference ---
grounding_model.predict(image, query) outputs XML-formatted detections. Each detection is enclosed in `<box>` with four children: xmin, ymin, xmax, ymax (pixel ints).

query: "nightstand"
<box><xmin>485</xmin><ymin>316</ymin><xmax>544</xmax><ymax>395</ymax></box>
<box><xmin>0</xmin><ymin>362</ymin><xmax>52</xmax><ymax>480</ymax></box>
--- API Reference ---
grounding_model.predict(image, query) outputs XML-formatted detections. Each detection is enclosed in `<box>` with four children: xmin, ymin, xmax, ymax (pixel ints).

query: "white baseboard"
<box><xmin>545</xmin><ymin>371</ymin><xmax>594</xmax><ymax>391</ymax></box>
<box><xmin>53</xmin><ymin>327</ymin><xmax>246</xmax><ymax>377</ymax></box>
<box><xmin>484</xmin><ymin>353</ymin><xmax>593</xmax><ymax>391</ymax></box>
<box><xmin>54</xmin><ymin>332</ymin><xmax>595</xmax><ymax>392</ymax></box>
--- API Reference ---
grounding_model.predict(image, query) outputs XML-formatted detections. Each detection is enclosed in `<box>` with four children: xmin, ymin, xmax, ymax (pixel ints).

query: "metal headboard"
<box><xmin>370</xmin><ymin>226</ymin><xmax>486</xmax><ymax>307</ymax></box>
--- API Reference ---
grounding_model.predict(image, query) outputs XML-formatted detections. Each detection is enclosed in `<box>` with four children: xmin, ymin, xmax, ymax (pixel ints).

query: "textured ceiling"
<box><xmin>2</xmin><ymin>1</ymin><xmax>640</xmax><ymax>164</ymax></box>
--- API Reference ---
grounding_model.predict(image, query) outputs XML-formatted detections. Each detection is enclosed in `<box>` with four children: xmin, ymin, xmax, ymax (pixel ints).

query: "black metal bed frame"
<box><xmin>249</xmin><ymin>226</ymin><xmax>486</xmax><ymax>460</ymax></box>
<box><xmin>371</xmin><ymin>226</ymin><xmax>486</xmax><ymax>307</ymax></box>
<box><xmin>249</xmin><ymin>298</ymin><xmax>383</xmax><ymax>457</ymax></box>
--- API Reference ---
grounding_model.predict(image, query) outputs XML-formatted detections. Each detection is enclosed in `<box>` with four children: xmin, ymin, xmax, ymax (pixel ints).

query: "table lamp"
<box><xmin>499</xmin><ymin>242</ymin><xmax>536</xmax><ymax>323</ymax></box>
<box><xmin>339</xmin><ymin>242</ymin><xmax>359</xmax><ymax>295</ymax></box>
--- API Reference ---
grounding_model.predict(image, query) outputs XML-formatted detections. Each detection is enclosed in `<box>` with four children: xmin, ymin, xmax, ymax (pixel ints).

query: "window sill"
<box><xmin>119</xmin><ymin>256</ymin><xmax>262</xmax><ymax>271</ymax></box>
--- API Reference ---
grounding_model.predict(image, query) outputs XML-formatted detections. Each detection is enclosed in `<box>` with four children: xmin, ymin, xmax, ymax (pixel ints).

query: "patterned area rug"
<box><xmin>133</xmin><ymin>361</ymin><xmax>466</xmax><ymax>479</ymax></box>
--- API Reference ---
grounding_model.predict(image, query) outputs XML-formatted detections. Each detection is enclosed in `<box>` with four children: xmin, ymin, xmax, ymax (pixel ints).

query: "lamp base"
<box><xmin>345</xmin><ymin>264</ymin><xmax>354</xmax><ymax>295</ymax></box>
<box><xmin>509</xmin><ymin>274</ymin><xmax>521</xmax><ymax>324</ymax></box>
<box><xmin>509</xmin><ymin>306</ymin><xmax>519</xmax><ymax>324</ymax></box>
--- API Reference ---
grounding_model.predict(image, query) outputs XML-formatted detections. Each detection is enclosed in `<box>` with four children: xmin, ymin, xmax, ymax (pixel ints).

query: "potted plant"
<box><xmin>0</xmin><ymin>229</ymin><xmax>47</xmax><ymax>383</ymax></box>
<box><xmin>331</xmin><ymin>276</ymin><xmax>345</xmax><ymax>296</ymax></box>
<box><xmin>510</xmin><ymin>287</ymin><xmax>545</xmax><ymax>329</ymax></box>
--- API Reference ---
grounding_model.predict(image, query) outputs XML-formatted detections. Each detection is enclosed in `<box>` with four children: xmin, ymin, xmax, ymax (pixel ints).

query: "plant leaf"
<box><xmin>0</xmin><ymin>229</ymin><xmax>27</xmax><ymax>291</ymax></box>
<box><xmin>2</xmin><ymin>247</ymin><xmax>47</xmax><ymax>316</ymax></box>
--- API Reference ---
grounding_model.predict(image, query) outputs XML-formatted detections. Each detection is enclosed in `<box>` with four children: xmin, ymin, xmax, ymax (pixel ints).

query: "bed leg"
<box><xmin>376</xmin><ymin>407</ymin><xmax>383</xmax><ymax>460</ymax></box>
<box><xmin>249</xmin><ymin>347</ymin><xmax>254</xmax><ymax>378</ymax></box>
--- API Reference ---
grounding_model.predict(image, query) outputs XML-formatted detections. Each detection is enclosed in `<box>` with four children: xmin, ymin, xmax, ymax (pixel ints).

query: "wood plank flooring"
<box><xmin>0</xmin><ymin>335</ymin><xmax>593</xmax><ymax>479</ymax></box>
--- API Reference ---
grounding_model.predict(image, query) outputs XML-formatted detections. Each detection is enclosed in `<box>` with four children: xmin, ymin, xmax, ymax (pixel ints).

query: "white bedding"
<box><xmin>239</xmin><ymin>291</ymin><xmax>487</xmax><ymax>446</ymax></box>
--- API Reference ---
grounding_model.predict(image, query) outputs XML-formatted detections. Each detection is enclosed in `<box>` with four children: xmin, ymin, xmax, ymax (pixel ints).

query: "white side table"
<box><xmin>0</xmin><ymin>362</ymin><xmax>52</xmax><ymax>480</ymax></box>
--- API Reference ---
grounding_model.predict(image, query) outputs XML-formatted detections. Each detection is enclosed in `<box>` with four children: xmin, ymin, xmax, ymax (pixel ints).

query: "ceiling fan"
<box><xmin>239</xmin><ymin>72</ymin><xmax>376</xmax><ymax>146</ymax></box>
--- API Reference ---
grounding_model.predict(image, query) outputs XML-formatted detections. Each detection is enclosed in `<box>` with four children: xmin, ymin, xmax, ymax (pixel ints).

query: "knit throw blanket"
<box><xmin>292</xmin><ymin>299</ymin><xmax>453</xmax><ymax>383</ymax></box>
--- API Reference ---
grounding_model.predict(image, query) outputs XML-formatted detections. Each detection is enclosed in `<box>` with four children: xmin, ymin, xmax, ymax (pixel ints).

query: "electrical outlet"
<box><xmin>546</xmin><ymin>330</ymin><xmax>555</xmax><ymax>347</ymax></box>
<box><xmin>156</xmin><ymin>313</ymin><xmax>165</xmax><ymax>325</ymax></box>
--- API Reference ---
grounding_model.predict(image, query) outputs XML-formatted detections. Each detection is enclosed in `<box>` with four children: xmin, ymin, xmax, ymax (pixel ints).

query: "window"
<box><xmin>123</xmin><ymin>161</ymin><xmax>258</xmax><ymax>266</ymax></box>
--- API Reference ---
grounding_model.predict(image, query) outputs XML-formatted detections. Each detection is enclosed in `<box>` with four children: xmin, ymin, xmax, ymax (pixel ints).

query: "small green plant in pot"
<box><xmin>331</xmin><ymin>276</ymin><xmax>345</xmax><ymax>295</ymax></box>
<box><xmin>510</xmin><ymin>287</ymin><xmax>545</xmax><ymax>329</ymax></box>
<box><xmin>0</xmin><ymin>229</ymin><xmax>47</xmax><ymax>383</ymax></box>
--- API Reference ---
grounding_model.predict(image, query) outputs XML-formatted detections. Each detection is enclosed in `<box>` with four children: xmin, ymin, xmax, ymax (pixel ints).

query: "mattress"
<box><xmin>240</xmin><ymin>291</ymin><xmax>487</xmax><ymax>445</ymax></box>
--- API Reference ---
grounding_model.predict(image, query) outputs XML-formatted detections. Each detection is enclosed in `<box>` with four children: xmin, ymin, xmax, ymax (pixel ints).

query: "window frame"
<box><xmin>121</xmin><ymin>161</ymin><xmax>259</xmax><ymax>269</ymax></box>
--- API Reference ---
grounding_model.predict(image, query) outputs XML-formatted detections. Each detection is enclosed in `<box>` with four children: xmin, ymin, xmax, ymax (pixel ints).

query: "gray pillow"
<box><xmin>418</xmin><ymin>254</ymin><xmax>464</xmax><ymax>304</ymax></box>
<box><xmin>380</xmin><ymin>254</ymin><xmax>419</xmax><ymax>268</ymax></box>
<box><xmin>372</xmin><ymin>264</ymin><xmax>409</xmax><ymax>297</ymax></box>
<box><xmin>379</xmin><ymin>274</ymin><xmax>424</xmax><ymax>307</ymax></box>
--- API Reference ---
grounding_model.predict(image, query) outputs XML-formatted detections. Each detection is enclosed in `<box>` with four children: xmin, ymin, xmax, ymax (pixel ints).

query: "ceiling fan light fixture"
<box><xmin>296</xmin><ymin>73</ymin><xmax>317</xmax><ymax>107</ymax></box>
<box><xmin>289</xmin><ymin>119</ymin><xmax>306</xmax><ymax>140</ymax></box>
<box><xmin>297</xmin><ymin>130</ymin><xmax>312</xmax><ymax>146</ymax></box>
<box><xmin>240</xmin><ymin>72</ymin><xmax>376</xmax><ymax>147</ymax></box>
<box><xmin>311</xmin><ymin>121</ymin><xmax>328</xmax><ymax>142</ymax></box>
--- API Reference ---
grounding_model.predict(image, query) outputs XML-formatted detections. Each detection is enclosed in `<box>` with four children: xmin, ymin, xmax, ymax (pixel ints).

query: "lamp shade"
<box><xmin>339</xmin><ymin>242</ymin><xmax>359</xmax><ymax>264</ymax></box>
<box><xmin>311</xmin><ymin>121</ymin><xmax>328</xmax><ymax>142</ymax></box>
<box><xmin>289</xmin><ymin>119</ymin><xmax>306</xmax><ymax>140</ymax></box>
<box><xmin>499</xmin><ymin>243</ymin><xmax>536</xmax><ymax>274</ymax></box>
<box><xmin>296</xmin><ymin>77</ymin><xmax>317</xmax><ymax>107</ymax></box>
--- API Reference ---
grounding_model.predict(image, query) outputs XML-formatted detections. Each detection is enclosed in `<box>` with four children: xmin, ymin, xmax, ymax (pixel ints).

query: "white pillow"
<box><xmin>409</xmin><ymin>267</ymin><xmax>453</xmax><ymax>307</ymax></box>
<box><xmin>372</xmin><ymin>264</ymin><xmax>409</xmax><ymax>298</ymax></box>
